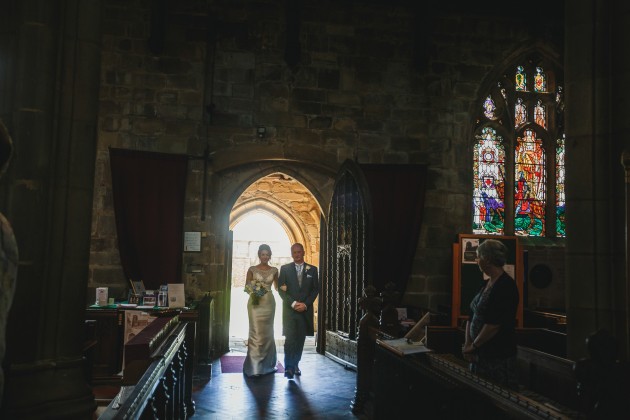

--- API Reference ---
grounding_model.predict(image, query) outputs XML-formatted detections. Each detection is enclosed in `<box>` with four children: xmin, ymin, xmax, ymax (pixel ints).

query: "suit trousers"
<box><xmin>284</xmin><ymin>312</ymin><xmax>308</xmax><ymax>369</ymax></box>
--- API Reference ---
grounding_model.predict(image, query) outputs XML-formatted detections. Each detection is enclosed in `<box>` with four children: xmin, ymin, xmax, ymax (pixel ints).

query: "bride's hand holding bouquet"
<box><xmin>244</xmin><ymin>278</ymin><xmax>269</xmax><ymax>305</ymax></box>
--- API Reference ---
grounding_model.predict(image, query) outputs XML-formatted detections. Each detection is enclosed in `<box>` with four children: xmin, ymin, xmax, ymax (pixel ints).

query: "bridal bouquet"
<box><xmin>244</xmin><ymin>279</ymin><xmax>269</xmax><ymax>305</ymax></box>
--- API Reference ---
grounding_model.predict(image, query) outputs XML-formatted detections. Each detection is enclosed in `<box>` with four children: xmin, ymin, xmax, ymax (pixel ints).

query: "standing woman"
<box><xmin>462</xmin><ymin>239</ymin><xmax>519</xmax><ymax>388</ymax></box>
<box><xmin>243</xmin><ymin>244</ymin><xmax>279</xmax><ymax>377</ymax></box>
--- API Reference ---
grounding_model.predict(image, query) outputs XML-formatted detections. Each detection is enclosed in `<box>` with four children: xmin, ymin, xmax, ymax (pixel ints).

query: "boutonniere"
<box><xmin>304</xmin><ymin>264</ymin><xmax>310</xmax><ymax>271</ymax></box>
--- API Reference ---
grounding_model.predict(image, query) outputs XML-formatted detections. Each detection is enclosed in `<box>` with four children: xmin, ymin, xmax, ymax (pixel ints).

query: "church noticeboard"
<box><xmin>183</xmin><ymin>231</ymin><xmax>201</xmax><ymax>252</ymax></box>
<box><xmin>451</xmin><ymin>234</ymin><xmax>523</xmax><ymax>328</ymax></box>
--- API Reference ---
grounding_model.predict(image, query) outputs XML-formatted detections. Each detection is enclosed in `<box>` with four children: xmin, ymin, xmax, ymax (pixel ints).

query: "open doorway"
<box><xmin>226</xmin><ymin>171</ymin><xmax>323</xmax><ymax>353</ymax></box>
<box><xmin>228</xmin><ymin>211</ymin><xmax>292</xmax><ymax>346</ymax></box>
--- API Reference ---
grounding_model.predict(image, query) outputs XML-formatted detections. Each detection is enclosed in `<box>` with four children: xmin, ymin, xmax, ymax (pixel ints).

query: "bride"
<box><xmin>242</xmin><ymin>244</ymin><xmax>278</xmax><ymax>377</ymax></box>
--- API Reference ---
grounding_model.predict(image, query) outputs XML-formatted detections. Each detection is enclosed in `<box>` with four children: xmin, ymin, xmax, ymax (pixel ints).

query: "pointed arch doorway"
<box><xmin>227</xmin><ymin>172</ymin><xmax>323</xmax><ymax>350</ymax></box>
<box><xmin>228</xmin><ymin>212</ymin><xmax>291</xmax><ymax>342</ymax></box>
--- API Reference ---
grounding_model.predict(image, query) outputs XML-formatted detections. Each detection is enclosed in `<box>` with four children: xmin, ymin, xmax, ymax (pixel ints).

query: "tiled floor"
<box><xmin>190</xmin><ymin>338</ymin><xmax>371</xmax><ymax>419</ymax></box>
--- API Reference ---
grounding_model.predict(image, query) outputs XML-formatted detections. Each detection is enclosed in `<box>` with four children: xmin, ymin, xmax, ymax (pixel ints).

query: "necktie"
<box><xmin>296</xmin><ymin>264</ymin><xmax>303</xmax><ymax>287</ymax></box>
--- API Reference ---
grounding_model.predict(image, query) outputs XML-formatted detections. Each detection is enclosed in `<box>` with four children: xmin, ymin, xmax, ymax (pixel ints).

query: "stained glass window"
<box><xmin>514</xmin><ymin>129</ymin><xmax>546</xmax><ymax>236</ymax></box>
<box><xmin>514</xmin><ymin>97</ymin><xmax>527</xmax><ymax>127</ymax></box>
<box><xmin>473</xmin><ymin>127</ymin><xmax>506</xmax><ymax>235</ymax></box>
<box><xmin>483</xmin><ymin>95</ymin><xmax>496</xmax><ymax>120</ymax></box>
<box><xmin>515</xmin><ymin>65</ymin><xmax>526</xmax><ymax>91</ymax></box>
<box><xmin>556</xmin><ymin>135</ymin><xmax>566</xmax><ymax>237</ymax></box>
<box><xmin>473</xmin><ymin>57</ymin><xmax>564</xmax><ymax>238</ymax></box>
<box><xmin>534</xmin><ymin>66</ymin><xmax>547</xmax><ymax>92</ymax></box>
<box><xmin>534</xmin><ymin>100</ymin><xmax>546</xmax><ymax>128</ymax></box>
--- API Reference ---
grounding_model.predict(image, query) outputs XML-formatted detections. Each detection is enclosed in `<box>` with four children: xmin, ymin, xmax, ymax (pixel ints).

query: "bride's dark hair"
<box><xmin>258</xmin><ymin>244</ymin><xmax>272</xmax><ymax>255</ymax></box>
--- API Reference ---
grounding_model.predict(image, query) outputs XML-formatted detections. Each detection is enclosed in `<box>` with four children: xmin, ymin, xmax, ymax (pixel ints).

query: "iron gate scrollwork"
<box><xmin>325</xmin><ymin>170</ymin><xmax>366</xmax><ymax>345</ymax></box>
<box><xmin>322</xmin><ymin>161</ymin><xmax>427</xmax><ymax>367</ymax></box>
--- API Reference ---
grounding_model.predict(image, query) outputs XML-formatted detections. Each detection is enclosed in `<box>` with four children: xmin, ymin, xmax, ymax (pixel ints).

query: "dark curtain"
<box><xmin>359</xmin><ymin>164</ymin><xmax>427</xmax><ymax>293</ymax></box>
<box><xmin>110</xmin><ymin>148</ymin><xmax>188</xmax><ymax>290</ymax></box>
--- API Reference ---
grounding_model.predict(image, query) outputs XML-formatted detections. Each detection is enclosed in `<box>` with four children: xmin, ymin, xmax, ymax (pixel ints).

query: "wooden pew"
<box><xmin>524</xmin><ymin>309</ymin><xmax>567</xmax><ymax>334</ymax></box>
<box><xmin>424</xmin><ymin>326</ymin><xmax>576</xmax><ymax>407</ymax></box>
<box><xmin>516</xmin><ymin>345</ymin><xmax>578</xmax><ymax>410</ymax></box>
<box><xmin>515</xmin><ymin>327</ymin><xmax>567</xmax><ymax>358</ymax></box>
<box><xmin>98</xmin><ymin>315</ymin><xmax>195</xmax><ymax>419</ymax></box>
<box><xmin>371</xmin><ymin>326</ymin><xmax>583</xmax><ymax>418</ymax></box>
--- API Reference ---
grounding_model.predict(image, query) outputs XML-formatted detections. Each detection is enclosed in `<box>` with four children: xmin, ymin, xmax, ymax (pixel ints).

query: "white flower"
<box><xmin>244</xmin><ymin>279</ymin><xmax>269</xmax><ymax>299</ymax></box>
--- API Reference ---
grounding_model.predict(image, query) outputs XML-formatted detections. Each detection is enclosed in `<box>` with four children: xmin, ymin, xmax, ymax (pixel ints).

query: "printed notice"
<box><xmin>184</xmin><ymin>231</ymin><xmax>201</xmax><ymax>252</ymax></box>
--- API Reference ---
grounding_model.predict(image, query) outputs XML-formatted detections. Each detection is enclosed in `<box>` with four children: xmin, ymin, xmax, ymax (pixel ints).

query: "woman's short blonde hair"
<box><xmin>477</xmin><ymin>239</ymin><xmax>507</xmax><ymax>267</ymax></box>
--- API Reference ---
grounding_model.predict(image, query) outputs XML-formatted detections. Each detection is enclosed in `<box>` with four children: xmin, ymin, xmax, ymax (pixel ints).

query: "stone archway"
<box><xmin>230</xmin><ymin>173</ymin><xmax>322</xmax><ymax>265</ymax></box>
<box><xmin>228</xmin><ymin>172</ymin><xmax>323</xmax><ymax>336</ymax></box>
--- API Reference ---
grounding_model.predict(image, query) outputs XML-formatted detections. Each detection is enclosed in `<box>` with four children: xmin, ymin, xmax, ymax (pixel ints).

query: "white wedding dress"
<box><xmin>243</xmin><ymin>266</ymin><xmax>278</xmax><ymax>377</ymax></box>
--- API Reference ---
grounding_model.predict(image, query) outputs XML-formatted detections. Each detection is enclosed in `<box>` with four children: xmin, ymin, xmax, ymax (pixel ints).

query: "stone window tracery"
<box><xmin>473</xmin><ymin>57</ymin><xmax>565</xmax><ymax>237</ymax></box>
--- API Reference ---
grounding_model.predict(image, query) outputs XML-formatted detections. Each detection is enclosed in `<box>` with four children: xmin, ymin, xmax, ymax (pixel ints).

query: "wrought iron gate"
<box><xmin>324</xmin><ymin>165</ymin><xmax>367</xmax><ymax>366</ymax></box>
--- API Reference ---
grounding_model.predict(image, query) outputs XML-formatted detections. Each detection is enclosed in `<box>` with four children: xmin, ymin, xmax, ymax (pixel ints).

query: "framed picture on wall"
<box><xmin>461</xmin><ymin>238</ymin><xmax>480</xmax><ymax>264</ymax></box>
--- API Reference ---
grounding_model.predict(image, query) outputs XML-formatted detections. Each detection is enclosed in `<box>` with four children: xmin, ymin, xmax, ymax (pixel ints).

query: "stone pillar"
<box><xmin>624</xmin><ymin>150</ymin><xmax>630</xmax><ymax>359</ymax></box>
<box><xmin>565</xmin><ymin>0</ymin><xmax>630</xmax><ymax>360</ymax></box>
<box><xmin>0</xmin><ymin>0</ymin><xmax>102</xmax><ymax>417</ymax></box>
<box><xmin>0</xmin><ymin>123</ymin><xmax>18</xmax><ymax>410</ymax></box>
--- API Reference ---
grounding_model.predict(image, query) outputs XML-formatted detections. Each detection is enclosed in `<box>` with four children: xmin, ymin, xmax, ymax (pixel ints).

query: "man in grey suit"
<box><xmin>278</xmin><ymin>243</ymin><xmax>319</xmax><ymax>379</ymax></box>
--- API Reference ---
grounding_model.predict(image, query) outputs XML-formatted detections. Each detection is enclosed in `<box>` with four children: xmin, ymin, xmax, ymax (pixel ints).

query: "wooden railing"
<box><xmin>98</xmin><ymin>318</ymin><xmax>195</xmax><ymax>419</ymax></box>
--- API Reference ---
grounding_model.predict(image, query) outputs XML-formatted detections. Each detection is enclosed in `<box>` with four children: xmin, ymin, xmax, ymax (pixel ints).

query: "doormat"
<box><xmin>220</xmin><ymin>355</ymin><xmax>284</xmax><ymax>374</ymax></box>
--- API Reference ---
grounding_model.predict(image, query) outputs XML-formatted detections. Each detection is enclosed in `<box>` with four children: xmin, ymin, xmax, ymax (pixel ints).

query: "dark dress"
<box><xmin>469</xmin><ymin>271</ymin><xmax>519</xmax><ymax>387</ymax></box>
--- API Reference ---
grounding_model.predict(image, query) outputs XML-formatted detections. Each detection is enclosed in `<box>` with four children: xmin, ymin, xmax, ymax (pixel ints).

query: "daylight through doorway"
<box><xmin>229</xmin><ymin>212</ymin><xmax>292</xmax><ymax>342</ymax></box>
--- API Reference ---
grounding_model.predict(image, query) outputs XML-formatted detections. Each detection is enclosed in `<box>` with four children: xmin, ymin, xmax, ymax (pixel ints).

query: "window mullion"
<box><xmin>505</xmin><ymin>132</ymin><xmax>515</xmax><ymax>235</ymax></box>
<box><xmin>545</xmin><ymin>136</ymin><xmax>556</xmax><ymax>238</ymax></box>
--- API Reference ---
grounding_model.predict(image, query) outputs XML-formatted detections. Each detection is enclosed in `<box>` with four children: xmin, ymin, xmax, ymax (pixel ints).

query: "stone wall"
<box><xmin>88</xmin><ymin>0</ymin><xmax>564</xmax><ymax>318</ymax></box>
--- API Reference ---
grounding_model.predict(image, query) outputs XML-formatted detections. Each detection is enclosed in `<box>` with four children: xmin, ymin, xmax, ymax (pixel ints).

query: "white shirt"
<box><xmin>291</xmin><ymin>263</ymin><xmax>305</xmax><ymax>308</ymax></box>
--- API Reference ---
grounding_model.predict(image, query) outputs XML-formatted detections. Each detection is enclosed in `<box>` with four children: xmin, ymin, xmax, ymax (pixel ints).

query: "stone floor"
<box><xmin>190</xmin><ymin>337</ymin><xmax>372</xmax><ymax>419</ymax></box>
